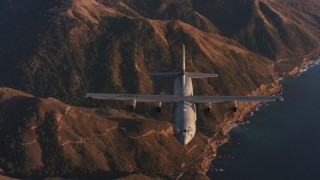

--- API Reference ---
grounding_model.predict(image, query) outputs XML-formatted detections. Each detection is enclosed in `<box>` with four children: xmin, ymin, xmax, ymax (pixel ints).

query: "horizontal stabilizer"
<box><xmin>149</xmin><ymin>72</ymin><xmax>180</xmax><ymax>78</ymax></box>
<box><xmin>186</xmin><ymin>72</ymin><xmax>218</xmax><ymax>78</ymax></box>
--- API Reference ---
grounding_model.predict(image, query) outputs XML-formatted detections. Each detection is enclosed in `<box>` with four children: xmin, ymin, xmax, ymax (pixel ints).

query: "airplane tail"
<box><xmin>182</xmin><ymin>44</ymin><xmax>186</xmax><ymax>73</ymax></box>
<box><xmin>149</xmin><ymin>44</ymin><xmax>218</xmax><ymax>78</ymax></box>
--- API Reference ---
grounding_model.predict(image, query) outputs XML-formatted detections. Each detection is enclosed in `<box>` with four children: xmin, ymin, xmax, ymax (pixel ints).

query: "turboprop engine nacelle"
<box><xmin>232</xmin><ymin>100</ymin><xmax>238</xmax><ymax>112</ymax></box>
<box><xmin>129</xmin><ymin>99</ymin><xmax>137</xmax><ymax>111</ymax></box>
<box><xmin>156</xmin><ymin>101</ymin><xmax>162</xmax><ymax>112</ymax></box>
<box><xmin>205</xmin><ymin>102</ymin><xmax>212</xmax><ymax>113</ymax></box>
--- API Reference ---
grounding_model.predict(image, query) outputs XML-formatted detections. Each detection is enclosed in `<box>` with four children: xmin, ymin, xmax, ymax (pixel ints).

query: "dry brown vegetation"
<box><xmin>0</xmin><ymin>88</ymin><xmax>209</xmax><ymax>178</ymax></box>
<box><xmin>0</xmin><ymin>0</ymin><xmax>319</xmax><ymax>179</ymax></box>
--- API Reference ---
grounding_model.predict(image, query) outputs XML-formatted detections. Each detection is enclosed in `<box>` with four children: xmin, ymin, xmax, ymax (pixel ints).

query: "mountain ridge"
<box><xmin>0</xmin><ymin>0</ymin><xmax>319</xmax><ymax>179</ymax></box>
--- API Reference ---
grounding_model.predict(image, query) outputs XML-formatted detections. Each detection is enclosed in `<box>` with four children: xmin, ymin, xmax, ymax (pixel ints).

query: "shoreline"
<box><xmin>198</xmin><ymin>80</ymin><xmax>281</xmax><ymax>178</ymax></box>
<box><xmin>200</xmin><ymin>53</ymin><xmax>320</xmax><ymax>179</ymax></box>
<box><xmin>205</xmin><ymin>56</ymin><xmax>320</xmax><ymax>178</ymax></box>
<box><xmin>275</xmin><ymin>48</ymin><xmax>320</xmax><ymax>78</ymax></box>
<box><xmin>177</xmin><ymin>74</ymin><xmax>282</xmax><ymax>179</ymax></box>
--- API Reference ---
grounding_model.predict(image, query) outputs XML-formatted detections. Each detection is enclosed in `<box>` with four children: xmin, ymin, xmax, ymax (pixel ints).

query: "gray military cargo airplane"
<box><xmin>85</xmin><ymin>45</ymin><xmax>283</xmax><ymax>145</ymax></box>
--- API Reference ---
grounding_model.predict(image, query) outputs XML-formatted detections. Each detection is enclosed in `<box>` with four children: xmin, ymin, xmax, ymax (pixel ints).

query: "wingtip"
<box><xmin>84</xmin><ymin>93</ymin><xmax>91</xmax><ymax>99</ymax></box>
<box><xmin>276</xmin><ymin>97</ymin><xmax>284</xmax><ymax>101</ymax></box>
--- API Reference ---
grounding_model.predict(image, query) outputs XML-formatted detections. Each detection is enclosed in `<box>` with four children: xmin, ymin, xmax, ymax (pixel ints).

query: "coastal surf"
<box><xmin>208</xmin><ymin>58</ymin><xmax>320</xmax><ymax>180</ymax></box>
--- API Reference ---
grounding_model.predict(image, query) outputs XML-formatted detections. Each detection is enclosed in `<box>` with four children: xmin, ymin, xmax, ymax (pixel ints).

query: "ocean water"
<box><xmin>208</xmin><ymin>60</ymin><xmax>320</xmax><ymax>180</ymax></box>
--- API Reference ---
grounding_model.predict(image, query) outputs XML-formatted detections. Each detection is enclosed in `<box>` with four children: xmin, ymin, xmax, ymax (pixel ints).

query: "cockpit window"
<box><xmin>180</xmin><ymin>127</ymin><xmax>193</xmax><ymax>133</ymax></box>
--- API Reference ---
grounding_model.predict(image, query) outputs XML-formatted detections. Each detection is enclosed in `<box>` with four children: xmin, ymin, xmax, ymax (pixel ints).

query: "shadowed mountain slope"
<box><xmin>0</xmin><ymin>0</ymin><xmax>319</xmax><ymax>179</ymax></box>
<box><xmin>192</xmin><ymin>0</ymin><xmax>320</xmax><ymax>59</ymax></box>
<box><xmin>0</xmin><ymin>0</ymin><xmax>285</xmax><ymax>104</ymax></box>
<box><xmin>0</xmin><ymin>87</ymin><xmax>210</xmax><ymax>178</ymax></box>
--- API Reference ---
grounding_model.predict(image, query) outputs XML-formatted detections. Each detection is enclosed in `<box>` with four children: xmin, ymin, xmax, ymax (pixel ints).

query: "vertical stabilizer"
<box><xmin>182</xmin><ymin>44</ymin><xmax>186</xmax><ymax>72</ymax></box>
<box><xmin>182</xmin><ymin>44</ymin><xmax>186</xmax><ymax>92</ymax></box>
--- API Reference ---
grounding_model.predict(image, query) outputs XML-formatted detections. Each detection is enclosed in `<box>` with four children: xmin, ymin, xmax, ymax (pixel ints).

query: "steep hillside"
<box><xmin>0</xmin><ymin>0</ymin><xmax>318</xmax><ymax>179</ymax></box>
<box><xmin>0</xmin><ymin>83</ymin><xmax>281</xmax><ymax>179</ymax></box>
<box><xmin>0</xmin><ymin>0</ymin><xmax>282</xmax><ymax>105</ymax></box>
<box><xmin>0</xmin><ymin>87</ymin><xmax>211</xmax><ymax>179</ymax></box>
<box><xmin>0</xmin><ymin>0</ymin><xmax>319</xmax><ymax>104</ymax></box>
<box><xmin>193</xmin><ymin>0</ymin><xmax>320</xmax><ymax>59</ymax></box>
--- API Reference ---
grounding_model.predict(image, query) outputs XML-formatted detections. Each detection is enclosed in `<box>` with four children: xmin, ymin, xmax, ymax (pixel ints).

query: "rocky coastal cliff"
<box><xmin>0</xmin><ymin>0</ymin><xmax>320</xmax><ymax>179</ymax></box>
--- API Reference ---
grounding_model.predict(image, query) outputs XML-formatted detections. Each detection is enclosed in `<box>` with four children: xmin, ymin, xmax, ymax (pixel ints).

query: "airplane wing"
<box><xmin>185</xmin><ymin>96</ymin><xmax>283</xmax><ymax>103</ymax></box>
<box><xmin>85</xmin><ymin>93</ymin><xmax>182</xmax><ymax>102</ymax></box>
<box><xmin>86</xmin><ymin>93</ymin><xmax>283</xmax><ymax>103</ymax></box>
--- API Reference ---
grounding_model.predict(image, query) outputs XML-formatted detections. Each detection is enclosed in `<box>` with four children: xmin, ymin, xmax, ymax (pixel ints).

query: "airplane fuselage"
<box><xmin>173</xmin><ymin>74</ymin><xmax>196</xmax><ymax>145</ymax></box>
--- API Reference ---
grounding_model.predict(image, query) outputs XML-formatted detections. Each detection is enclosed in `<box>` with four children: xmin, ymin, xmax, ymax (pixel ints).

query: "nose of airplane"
<box><xmin>179</xmin><ymin>134</ymin><xmax>191</xmax><ymax>145</ymax></box>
